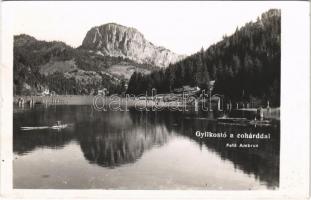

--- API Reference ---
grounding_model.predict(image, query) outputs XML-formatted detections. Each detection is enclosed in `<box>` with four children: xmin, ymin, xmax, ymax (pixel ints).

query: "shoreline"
<box><xmin>14</xmin><ymin>95</ymin><xmax>189</xmax><ymax>108</ymax></box>
<box><xmin>14</xmin><ymin>95</ymin><xmax>280</xmax><ymax>120</ymax></box>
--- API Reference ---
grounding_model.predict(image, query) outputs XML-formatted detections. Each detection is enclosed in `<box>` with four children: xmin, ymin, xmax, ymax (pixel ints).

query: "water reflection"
<box><xmin>76</xmin><ymin>111</ymin><xmax>170</xmax><ymax>167</ymax></box>
<box><xmin>14</xmin><ymin>105</ymin><xmax>279</xmax><ymax>189</ymax></box>
<box><xmin>178</xmin><ymin>117</ymin><xmax>279</xmax><ymax>189</ymax></box>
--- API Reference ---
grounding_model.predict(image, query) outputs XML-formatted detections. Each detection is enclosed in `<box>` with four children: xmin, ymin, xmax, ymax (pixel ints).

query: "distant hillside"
<box><xmin>127</xmin><ymin>9</ymin><xmax>281</xmax><ymax>106</ymax></box>
<box><xmin>13</xmin><ymin>34</ymin><xmax>159</xmax><ymax>95</ymax></box>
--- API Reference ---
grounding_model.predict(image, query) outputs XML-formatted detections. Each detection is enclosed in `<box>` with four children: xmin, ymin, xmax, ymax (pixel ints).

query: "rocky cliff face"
<box><xmin>81</xmin><ymin>23</ymin><xmax>185</xmax><ymax>68</ymax></box>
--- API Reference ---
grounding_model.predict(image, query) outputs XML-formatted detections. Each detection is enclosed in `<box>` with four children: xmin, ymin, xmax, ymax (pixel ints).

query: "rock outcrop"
<box><xmin>81</xmin><ymin>23</ymin><xmax>185</xmax><ymax>68</ymax></box>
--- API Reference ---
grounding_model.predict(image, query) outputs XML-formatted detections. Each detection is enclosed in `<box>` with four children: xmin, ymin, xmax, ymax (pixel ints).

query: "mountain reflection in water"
<box><xmin>77</xmin><ymin>111</ymin><xmax>170</xmax><ymax>167</ymax></box>
<box><xmin>13</xmin><ymin>105</ymin><xmax>279</xmax><ymax>189</ymax></box>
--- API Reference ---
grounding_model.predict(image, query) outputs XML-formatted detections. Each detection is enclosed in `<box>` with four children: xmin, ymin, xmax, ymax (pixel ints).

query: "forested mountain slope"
<box><xmin>127</xmin><ymin>9</ymin><xmax>280</xmax><ymax>106</ymax></box>
<box><xmin>14</xmin><ymin>34</ymin><xmax>158</xmax><ymax>95</ymax></box>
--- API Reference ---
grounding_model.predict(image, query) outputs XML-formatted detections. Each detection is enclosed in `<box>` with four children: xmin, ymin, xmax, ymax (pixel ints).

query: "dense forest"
<box><xmin>127</xmin><ymin>9</ymin><xmax>281</xmax><ymax>106</ymax></box>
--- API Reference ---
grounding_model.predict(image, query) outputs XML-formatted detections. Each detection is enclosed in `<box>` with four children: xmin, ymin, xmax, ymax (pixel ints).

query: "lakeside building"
<box><xmin>173</xmin><ymin>85</ymin><xmax>201</xmax><ymax>94</ymax></box>
<box><xmin>97</xmin><ymin>89</ymin><xmax>107</xmax><ymax>96</ymax></box>
<box><xmin>41</xmin><ymin>88</ymin><xmax>50</xmax><ymax>96</ymax></box>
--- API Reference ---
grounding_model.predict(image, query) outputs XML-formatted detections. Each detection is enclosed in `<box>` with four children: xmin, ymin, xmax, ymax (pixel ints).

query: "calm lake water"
<box><xmin>13</xmin><ymin>105</ymin><xmax>279</xmax><ymax>189</ymax></box>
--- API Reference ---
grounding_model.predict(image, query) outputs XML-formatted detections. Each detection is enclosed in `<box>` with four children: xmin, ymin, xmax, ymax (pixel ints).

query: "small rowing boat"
<box><xmin>20</xmin><ymin>121</ymin><xmax>68</xmax><ymax>131</ymax></box>
<box><xmin>249</xmin><ymin>120</ymin><xmax>271</xmax><ymax>126</ymax></box>
<box><xmin>20</xmin><ymin>126</ymin><xmax>49</xmax><ymax>130</ymax></box>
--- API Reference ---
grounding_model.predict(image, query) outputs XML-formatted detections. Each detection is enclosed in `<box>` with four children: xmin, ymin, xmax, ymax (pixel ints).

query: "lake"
<box><xmin>13</xmin><ymin>105</ymin><xmax>279</xmax><ymax>189</ymax></box>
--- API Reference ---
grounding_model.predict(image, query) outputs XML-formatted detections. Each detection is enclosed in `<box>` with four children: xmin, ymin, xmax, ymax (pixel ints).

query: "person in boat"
<box><xmin>256</xmin><ymin>107</ymin><xmax>264</xmax><ymax>121</ymax></box>
<box><xmin>55</xmin><ymin>121</ymin><xmax>61</xmax><ymax>126</ymax></box>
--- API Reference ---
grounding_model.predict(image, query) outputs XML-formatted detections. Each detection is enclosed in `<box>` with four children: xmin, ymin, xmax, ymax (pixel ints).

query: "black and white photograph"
<box><xmin>0</xmin><ymin>1</ymin><xmax>310</xmax><ymax>198</ymax></box>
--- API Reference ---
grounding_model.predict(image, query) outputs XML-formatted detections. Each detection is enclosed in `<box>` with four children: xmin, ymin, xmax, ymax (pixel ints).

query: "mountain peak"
<box><xmin>97</xmin><ymin>23</ymin><xmax>137</xmax><ymax>30</ymax></box>
<box><xmin>81</xmin><ymin>23</ymin><xmax>185</xmax><ymax>67</ymax></box>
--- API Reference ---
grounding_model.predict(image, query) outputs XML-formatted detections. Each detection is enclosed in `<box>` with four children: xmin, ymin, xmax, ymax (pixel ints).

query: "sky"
<box><xmin>5</xmin><ymin>1</ymin><xmax>283</xmax><ymax>55</ymax></box>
